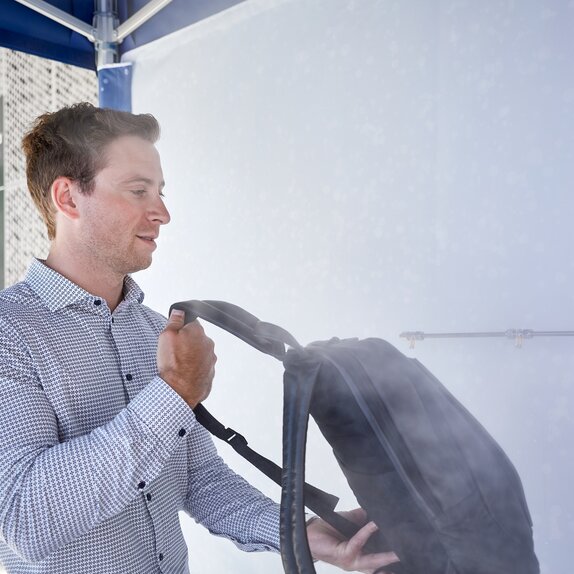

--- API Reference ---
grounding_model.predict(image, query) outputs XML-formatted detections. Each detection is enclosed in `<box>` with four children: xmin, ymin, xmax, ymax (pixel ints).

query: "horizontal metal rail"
<box><xmin>399</xmin><ymin>329</ymin><xmax>574</xmax><ymax>348</ymax></box>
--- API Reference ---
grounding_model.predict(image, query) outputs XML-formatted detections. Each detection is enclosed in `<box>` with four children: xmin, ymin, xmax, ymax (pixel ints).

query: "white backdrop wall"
<box><xmin>126</xmin><ymin>1</ymin><xmax>573</xmax><ymax>572</ymax></box>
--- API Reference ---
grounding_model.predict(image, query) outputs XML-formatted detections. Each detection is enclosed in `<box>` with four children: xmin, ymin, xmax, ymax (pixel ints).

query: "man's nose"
<box><xmin>149</xmin><ymin>195</ymin><xmax>171</xmax><ymax>225</ymax></box>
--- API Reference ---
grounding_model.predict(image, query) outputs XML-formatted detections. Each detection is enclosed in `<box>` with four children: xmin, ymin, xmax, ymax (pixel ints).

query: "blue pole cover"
<box><xmin>98</xmin><ymin>63</ymin><xmax>132</xmax><ymax>111</ymax></box>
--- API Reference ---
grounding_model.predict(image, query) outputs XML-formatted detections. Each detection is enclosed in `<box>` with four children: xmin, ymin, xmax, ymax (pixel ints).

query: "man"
<box><xmin>0</xmin><ymin>103</ymin><xmax>398</xmax><ymax>573</ymax></box>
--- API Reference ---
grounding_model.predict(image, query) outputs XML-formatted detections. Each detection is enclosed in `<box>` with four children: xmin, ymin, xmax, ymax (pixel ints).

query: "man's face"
<box><xmin>75</xmin><ymin>135</ymin><xmax>171</xmax><ymax>276</ymax></box>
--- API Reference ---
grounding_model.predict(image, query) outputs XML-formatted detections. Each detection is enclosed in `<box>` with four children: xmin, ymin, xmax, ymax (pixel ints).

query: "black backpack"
<box><xmin>170</xmin><ymin>300</ymin><xmax>540</xmax><ymax>574</ymax></box>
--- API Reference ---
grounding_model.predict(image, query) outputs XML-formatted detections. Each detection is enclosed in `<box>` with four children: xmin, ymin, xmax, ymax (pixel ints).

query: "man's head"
<box><xmin>22</xmin><ymin>102</ymin><xmax>160</xmax><ymax>240</ymax></box>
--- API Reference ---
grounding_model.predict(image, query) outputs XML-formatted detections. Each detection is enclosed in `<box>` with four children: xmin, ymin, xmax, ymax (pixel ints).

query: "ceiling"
<box><xmin>0</xmin><ymin>0</ymin><xmax>247</xmax><ymax>70</ymax></box>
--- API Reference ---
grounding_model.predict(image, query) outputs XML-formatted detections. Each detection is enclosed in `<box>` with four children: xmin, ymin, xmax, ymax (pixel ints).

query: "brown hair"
<box><xmin>22</xmin><ymin>102</ymin><xmax>161</xmax><ymax>240</ymax></box>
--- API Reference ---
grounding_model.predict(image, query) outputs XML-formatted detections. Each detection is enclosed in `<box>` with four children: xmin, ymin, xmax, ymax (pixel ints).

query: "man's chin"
<box><xmin>125</xmin><ymin>255</ymin><xmax>153</xmax><ymax>275</ymax></box>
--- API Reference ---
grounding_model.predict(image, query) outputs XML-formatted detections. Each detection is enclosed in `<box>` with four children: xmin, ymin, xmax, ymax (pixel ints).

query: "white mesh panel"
<box><xmin>0</xmin><ymin>49</ymin><xmax>97</xmax><ymax>288</ymax></box>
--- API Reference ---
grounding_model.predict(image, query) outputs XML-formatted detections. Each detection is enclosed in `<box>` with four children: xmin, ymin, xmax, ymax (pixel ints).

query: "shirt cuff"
<box><xmin>127</xmin><ymin>376</ymin><xmax>197</xmax><ymax>451</ymax></box>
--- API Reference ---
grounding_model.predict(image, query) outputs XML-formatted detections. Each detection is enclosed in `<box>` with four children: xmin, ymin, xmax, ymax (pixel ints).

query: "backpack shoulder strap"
<box><xmin>193</xmin><ymin>403</ymin><xmax>340</xmax><ymax>515</ymax></box>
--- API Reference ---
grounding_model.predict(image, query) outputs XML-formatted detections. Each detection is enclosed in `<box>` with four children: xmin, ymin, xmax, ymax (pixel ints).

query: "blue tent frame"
<box><xmin>0</xmin><ymin>0</ymin><xmax>247</xmax><ymax>109</ymax></box>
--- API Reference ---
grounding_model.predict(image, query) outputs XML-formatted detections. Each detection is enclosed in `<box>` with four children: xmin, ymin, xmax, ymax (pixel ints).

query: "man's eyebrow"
<box><xmin>121</xmin><ymin>176</ymin><xmax>165</xmax><ymax>188</ymax></box>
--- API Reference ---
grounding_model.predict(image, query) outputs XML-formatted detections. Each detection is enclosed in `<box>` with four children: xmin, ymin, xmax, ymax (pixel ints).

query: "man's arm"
<box><xmin>182</xmin><ymin>423</ymin><xmax>281</xmax><ymax>552</ymax></box>
<box><xmin>158</xmin><ymin>311</ymin><xmax>279</xmax><ymax>550</ymax></box>
<box><xmin>0</xmin><ymin>320</ymin><xmax>195</xmax><ymax>562</ymax></box>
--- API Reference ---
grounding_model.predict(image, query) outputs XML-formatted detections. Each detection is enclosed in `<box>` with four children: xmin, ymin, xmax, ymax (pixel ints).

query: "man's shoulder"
<box><xmin>134</xmin><ymin>301</ymin><xmax>168</xmax><ymax>328</ymax></box>
<box><xmin>0</xmin><ymin>281</ymin><xmax>44</xmax><ymax>339</ymax></box>
<box><xmin>0</xmin><ymin>280</ymin><xmax>40</xmax><ymax>310</ymax></box>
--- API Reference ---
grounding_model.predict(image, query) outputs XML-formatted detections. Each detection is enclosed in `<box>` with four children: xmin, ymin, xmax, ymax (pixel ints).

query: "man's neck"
<box><xmin>45</xmin><ymin>247</ymin><xmax>125</xmax><ymax>312</ymax></box>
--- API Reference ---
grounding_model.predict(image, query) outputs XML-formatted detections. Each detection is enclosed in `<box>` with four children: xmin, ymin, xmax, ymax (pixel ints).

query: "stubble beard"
<box><xmin>81</xmin><ymin>232</ymin><xmax>154</xmax><ymax>279</ymax></box>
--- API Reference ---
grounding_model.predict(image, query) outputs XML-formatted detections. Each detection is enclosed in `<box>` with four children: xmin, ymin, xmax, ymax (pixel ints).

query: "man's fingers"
<box><xmin>346</xmin><ymin>521</ymin><xmax>378</xmax><ymax>556</ymax></box>
<box><xmin>356</xmin><ymin>550</ymin><xmax>400</xmax><ymax>570</ymax></box>
<box><xmin>157</xmin><ymin>310</ymin><xmax>215</xmax><ymax>407</ymax></box>
<box><xmin>164</xmin><ymin>310</ymin><xmax>205</xmax><ymax>335</ymax></box>
<box><xmin>344</xmin><ymin>521</ymin><xmax>400</xmax><ymax>573</ymax></box>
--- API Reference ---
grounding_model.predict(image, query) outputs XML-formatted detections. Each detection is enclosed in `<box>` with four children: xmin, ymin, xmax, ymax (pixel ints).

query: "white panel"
<box><xmin>126</xmin><ymin>1</ymin><xmax>573</xmax><ymax>572</ymax></box>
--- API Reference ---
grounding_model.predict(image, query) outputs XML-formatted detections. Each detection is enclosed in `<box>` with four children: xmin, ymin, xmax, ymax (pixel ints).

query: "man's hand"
<box><xmin>157</xmin><ymin>309</ymin><xmax>217</xmax><ymax>407</ymax></box>
<box><xmin>307</xmin><ymin>508</ymin><xmax>399</xmax><ymax>574</ymax></box>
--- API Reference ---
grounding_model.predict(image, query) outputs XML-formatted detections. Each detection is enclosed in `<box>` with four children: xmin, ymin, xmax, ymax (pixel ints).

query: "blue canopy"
<box><xmin>0</xmin><ymin>0</ymin><xmax>246</xmax><ymax>70</ymax></box>
<box><xmin>0</xmin><ymin>0</ymin><xmax>247</xmax><ymax>109</ymax></box>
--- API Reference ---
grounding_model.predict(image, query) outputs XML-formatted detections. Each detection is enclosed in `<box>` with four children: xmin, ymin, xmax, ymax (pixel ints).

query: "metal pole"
<box><xmin>94</xmin><ymin>0</ymin><xmax>119</xmax><ymax>68</ymax></box>
<box><xmin>400</xmin><ymin>329</ymin><xmax>574</xmax><ymax>349</ymax></box>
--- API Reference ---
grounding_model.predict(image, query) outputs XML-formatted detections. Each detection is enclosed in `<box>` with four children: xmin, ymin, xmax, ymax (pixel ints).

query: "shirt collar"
<box><xmin>123</xmin><ymin>275</ymin><xmax>145</xmax><ymax>305</ymax></box>
<box><xmin>25</xmin><ymin>258</ymin><xmax>145</xmax><ymax>312</ymax></box>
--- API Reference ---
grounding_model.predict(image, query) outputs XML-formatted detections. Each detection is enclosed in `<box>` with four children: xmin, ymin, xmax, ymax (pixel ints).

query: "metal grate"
<box><xmin>0</xmin><ymin>48</ymin><xmax>98</xmax><ymax>288</ymax></box>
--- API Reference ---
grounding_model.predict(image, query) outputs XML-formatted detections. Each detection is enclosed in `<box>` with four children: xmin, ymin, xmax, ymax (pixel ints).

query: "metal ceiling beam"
<box><xmin>13</xmin><ymin>0</ymin><xmax>173</xmax><ymax>67</ymax></box>
<box><xmin>14</xmin><ymin>0</ymin><xmax>95</xmax><ymax>42</ymax></box>
<box><xmin>116</xmin><ymin>0</ymin><xmax>173</xmax><ymax>43</ymax></box>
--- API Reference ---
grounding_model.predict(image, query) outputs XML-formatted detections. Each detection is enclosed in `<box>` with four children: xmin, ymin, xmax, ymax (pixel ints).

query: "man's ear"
<box><xmin>51</xmin><ymin>177</ymin><xmax>79</xmax><ymax>220</ymax></box>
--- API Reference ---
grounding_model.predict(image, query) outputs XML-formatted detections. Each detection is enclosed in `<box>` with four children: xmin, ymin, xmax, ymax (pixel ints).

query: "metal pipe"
<box><xmin>400</xmin><ymin>330</ymin><xmax>574</xmax><ymax>340</ymax></box>
<box><xmin>400</xmin><ymin>329</ymin><xmax>574</xmax><ymax>349</ymax></box>
<box><xmin>14</xmin><ymin>0</ymin><xmax>95</xmax><ymax>41</ymax></box>
<box><xmin>94</xmin><ymin>0</ymin><xmax>119</xmax><ymax>67</ymax></box>
<box><xmin>116</xmin><ymin>0</ymin><xmax>173</xmax><ymax>43</ymax></box>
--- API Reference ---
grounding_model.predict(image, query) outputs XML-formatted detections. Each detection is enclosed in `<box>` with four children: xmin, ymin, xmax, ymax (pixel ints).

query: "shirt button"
<box><xmin>146</xmin><ymin>493</ymin><xmax>152</xmax><ymax>501</ymax></box>
<box><xmin>178</xmin><ymin>428</ymin><xmax>187</xmax><ymax>437</ymax></box>
<box><xmin>126</xmin><ymin>374</ymin><xmax>133</xmax><ymax>381</ymax></box>
<box><xmin>158</xmin><ymin>553</ymin><xmax>164</xmax><ymax>561</ymax></box>
<box><xmin>138</xmin><ymin>481</ymin><xmax>146</xmax><ymax>490</ymax></box>
<box><xmin>94</xmin><ymin>299</ymin><xmax>102</xmax><ymax>306</ymax></box>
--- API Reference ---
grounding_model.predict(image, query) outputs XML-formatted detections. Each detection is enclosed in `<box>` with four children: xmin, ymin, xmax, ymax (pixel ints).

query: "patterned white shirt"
<box><xmin>0</xmin><ymin>259</ymin><xmax>280</xmax><ymax>573</ymax></box>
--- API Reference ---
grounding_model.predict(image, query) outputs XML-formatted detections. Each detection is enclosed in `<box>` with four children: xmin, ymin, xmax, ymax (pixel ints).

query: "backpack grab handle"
<box><xmin>169</xmin><ymin>299</ymin><xmax>301</xmax><ymax>360</ymax></box>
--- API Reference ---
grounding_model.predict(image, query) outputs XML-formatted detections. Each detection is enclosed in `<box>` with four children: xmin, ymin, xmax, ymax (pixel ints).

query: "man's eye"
<box><xmin>131</xmin><ymin>189</ymin><xmax>146</xmax><ymax>196</ymax></box>
<box><xmin>159</xmin><ymin>191</ymin><xmax>166</xmax><ymax>198</ymax></box>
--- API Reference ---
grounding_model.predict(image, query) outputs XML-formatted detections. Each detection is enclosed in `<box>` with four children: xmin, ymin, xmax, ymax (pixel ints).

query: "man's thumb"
<box><xmin>165</xmin><ymin>308</ymin><xmax>186</xmax><ymax>330</ymax></box>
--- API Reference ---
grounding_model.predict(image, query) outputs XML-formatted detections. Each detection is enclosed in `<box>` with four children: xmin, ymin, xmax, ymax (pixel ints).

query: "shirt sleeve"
<box><xmin>0</xmin><ymin>321</ymin><xmax>196</xmax><ymax>562</ymax></box>
<box><xmin>183</xmin><ymin>422</ymin><xmax>281</xmax><ymax>553</ymax></box>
